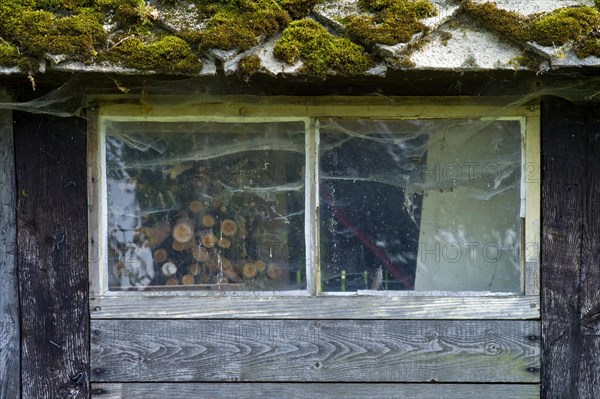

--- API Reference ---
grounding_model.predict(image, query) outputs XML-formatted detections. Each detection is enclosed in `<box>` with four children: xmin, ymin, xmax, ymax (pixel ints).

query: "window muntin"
<box><xmin>97</xmin><ymin>112</ymin><xmax>529</xmax><ymax>295</ymax></box>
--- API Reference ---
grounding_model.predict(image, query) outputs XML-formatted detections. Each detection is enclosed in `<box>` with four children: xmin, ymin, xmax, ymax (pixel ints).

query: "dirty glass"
<box><xmin>105</xmin><ymin>120</ymin><xmax>306</xmax><ymax>291</ymax></box>
<box><xmin>319</xmin><ymin>119</ymin><xmax>522</xmax><ymax>292</ymax></box>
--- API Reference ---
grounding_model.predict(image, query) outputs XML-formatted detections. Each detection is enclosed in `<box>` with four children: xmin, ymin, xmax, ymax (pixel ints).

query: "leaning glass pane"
<box><xmin>104</xmin><ymin>120</ymin><xmax>306</xmax><ymax>291</ymax></box>
<box><xmin>319</xmin><ymin>119</ymin><xmax>521</xmax><ymax>292</ymax></box>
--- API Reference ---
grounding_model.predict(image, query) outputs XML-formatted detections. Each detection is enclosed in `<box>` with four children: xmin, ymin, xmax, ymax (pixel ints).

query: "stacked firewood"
<box><xmin>127</xmin><ymin>199</ymin><xmax>285</xmax><ymax>289</ymax></box>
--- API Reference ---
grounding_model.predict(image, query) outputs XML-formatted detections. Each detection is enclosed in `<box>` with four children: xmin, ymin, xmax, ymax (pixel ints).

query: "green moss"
<box><xmin>274</xmin><ymin>18</ymin><xmax>369</xmax><ymax>77</ymax></box>
<box><xmin>462</xmin><ymin>1</ymin><xmax>529</xmax><ymax>43</ymax></box>
<box><xmin>387</xmin><ymin>55</ymin><xmax>416</xmax><ymax>69</ymax></box>
<box><xmin>7</xmin><ymin>10</ymin><xmax>106</xmax><ymax>58</ymax></box>
<box><xmin>575</xmin><ymin>37</ymin><xmax>600</xmax><ymax>58</ymax></box>
<box><xmin>529</xmin><ymin>7</ymin><xmax>599</xmax><ymax>46</ymax></box>
<box><xmin>508</xmin><ymin>54</ymin><xmax>541</xmax><ymax>70</ymax></box>
<box><xmin>464</xmin><ymin>1</ymin><xmax>600</xmax><ymax>50</ymax></box>
<box><xmin>198</xmin><ymin>6</ymin><xmax>290</xmax><ymax>50</ymax></box>
<box><xmin>176</xmin><ymin>0</ymin><xmax>298</xmax><ymax>51</ymax></box>
<box><xmin>281</xmin><ymin>0</ymin><xmax>321</xmax><ymax>19</ymax></box>
<box><xmin>237</xmin><ymin>54</ymin><xmax>261</xmax><ymax>81</ymax></box>
<box><xmin>345</xmin><ymin>0</ymin><xmax>436</xmax><ymax>47</ymax></box>
<box><xmin>107</xmin><ymin>35</ymin><xmax>202</xmax><ymax>74</ymax></box>
<box><xmin>0</xmin><ymin>43</ymin><xmax>20</xmax><ymax>67</ymax></box>
<box><xmin>359</xmin><ymin>0</ymin><xmax>436</xmax><ymax>18</ymax></box>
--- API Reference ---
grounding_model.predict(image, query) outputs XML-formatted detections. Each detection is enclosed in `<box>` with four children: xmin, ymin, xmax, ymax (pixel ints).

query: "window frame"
<box><xmin>87</xmin><ymin>96</ymin><xmax>540</xmax><ymax>320</ymax></box>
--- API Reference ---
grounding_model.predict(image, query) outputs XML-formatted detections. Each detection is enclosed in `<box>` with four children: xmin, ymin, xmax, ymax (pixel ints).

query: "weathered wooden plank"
<box><xmin>579</xmin><ymin>100</ymin><xmax>600</xmax><ymax>397</ymax></box>
<box><xmin>91</xmin><ymin>383</ymin><xmax>540</xmax><ymax>399</ymax></box>
<box><xmin>96</xmin><ymin>95</ymin><xmax>539</xmax><ymax>119</ymax></box>
<box><xmin>87</xmin><ymin>109</ymin><xmax>104</xmax><ymax>298</ymax></box>
<box><xmin>541</xmin><ymin>97</ymin><xmax>586</xmax><ymax>398</ymax></box>
<box><xmin>15</xmin><ymin>112</ymin><xmax>90</xmax><ymax>398</ymax></box>
<box><xmin>91</xmin><ymin>320</ymin><xmax>540</xmax><ymax>383</ymax></box>
<box><xmin>90</xmin><ymin>295</ymin><xmax>540</xmax><ymax>319</ymax></box>
<box><xmin>0</xmin><ymin>99</ymin><xmax>19</xmax><ymax>399</ymax></box>
<box><xmin>525</xmin><ymin>114</ymin><xmax>541</xmax><ymax>296</ymax></box>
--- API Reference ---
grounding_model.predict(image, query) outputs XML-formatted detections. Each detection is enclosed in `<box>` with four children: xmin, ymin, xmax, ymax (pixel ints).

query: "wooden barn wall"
<box><xmin>541</xmin><ymin>97</ymin><xmax>600</xmax><ymax>398</ymax></box>
<box><xmin>4</xmin><ymin>95</ymin><xmax>600</xmax><ymax>398</ymax></box>
<box><xmin>13</xmin><ymin>112</ymin><xmax>90</xmax><ymax>399</ymax></box>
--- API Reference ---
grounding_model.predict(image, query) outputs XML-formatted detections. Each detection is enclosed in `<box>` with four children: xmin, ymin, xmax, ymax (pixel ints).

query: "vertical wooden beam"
<box><xmin>0</xmin><ymin>94</ymin><xmax>19</xmax><ymax>398</ymax></box>
<box><xmin>541</xmin><ymin>97</ymin><xmax>600</xmax><ymax>398</ymax></box>
<box><xmin>15</xmin><ymin>112</ymin><xmax>90</xmax><ymax>398</ymax></box>
<box><xmin>579</xmin><ymin>101</ymin><xmax>600</xmax><ymax>398</ymax></box>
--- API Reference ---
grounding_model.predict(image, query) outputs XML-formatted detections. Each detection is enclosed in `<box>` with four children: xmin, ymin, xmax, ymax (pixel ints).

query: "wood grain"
<box><xmin>579</xmin><ymin>100</ymin><xmax>600</xmax><ymax>397</ymax></box>
<box><xmin>90</xmin><ymin>295</ymin><xmax>539</xmax><ymax>319</ymax></box>
<box><xmin>91</xmin><ymin>383</ymin><xmax>540</xmax><ymax>399</ymax></box>
<box><xmin>91</xmin><ymin>319</ymin><xmax>540</xmax><ymax>383</ymax></box>
<box><xmin>15</xmin><ymin>113</ymin><xmax>90</xmax><ymax>398</ymax></box>
<box><xmin>540</xmin><ymin>97</ymin><xmax>599</xmax><ymax>398</ymax></box>
<box><xmin>0</xmin><ymin>103</ymin><xmax>19</xmax><ymax>399</ymax></box>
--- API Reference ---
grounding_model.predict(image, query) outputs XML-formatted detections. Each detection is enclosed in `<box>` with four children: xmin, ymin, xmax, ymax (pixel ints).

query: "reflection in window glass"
<box><xmin>105</xmin><ymin>121</ymin><xmax>306</xmax><ymax>291</ymax></box>
<box><xmin>319</xmin><ymin>119</ymin><xmax>522</xmax><ymax>292</ymax></box>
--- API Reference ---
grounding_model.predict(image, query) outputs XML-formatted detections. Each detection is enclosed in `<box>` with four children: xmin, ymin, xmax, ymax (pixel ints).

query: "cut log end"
<box><xmin>202</xmin><ymin>214</ymin><xmax>216</xmax><ymax>228</ymax></box>
<box><xmin>153</xmin><ymin>248</ymin><xmax>168</xmax><ymax>263</ymax></box>
<box><xmin>188</xmin><ymin>263</ymin><xmax>202</xmax><ymax>276</ymax></box>
<box><xmin>220</xmin><ymin>219</ymin><xmax>238</xmax><ymax>236</ymax></box>
<box><xmin>192</xmin><ymin>245</ymin><xmax>209</xmax><ymax>262</ymax></box>
<box><xmin>201</xmin><ymin>232</ymin><xmax>218</xmax><ymax>248</ymax></box>
<box><xmin>172</xmin><ymin>219</ymin><xmax>194</xmax><ymax>243</ymax></box>
<box><xmin>165</xmin><ymin>278</ymin><xmax>179</xmax><ymax>286</ymax></box>
<box><xmin>161</xmin><ymin>261</ymin><xmax>178</xmax><ymax>277</ymax></box>
<box><xmin>267</xmin><ymin>263</ymin><xmax>283</xmax><ymax>279</ymax></box>
<box><xmin>255</xmin><ymin>260</ymin><xmax>267</xmax><ymax>273</ymax></box>
<box><xmin>182</xmin><ymin>274</ymin><xmax>196</xmax><ymax>285</ymax></box>
<box><xmin>172</xmin><ymin>240</ymin><xmax>186</xmax><ymax>252</ymax></box>
<box><xmin>243</xmin><ymin>262</ymin><xmax>257</xmax><ymax>279</ymax></box>
<box><xmin>218</xmin><ymin>237</ymin><xmax>231</xmax><ymax>249</ymax></box>
<box><xmin>189</xmin><ymin>200</ymin><xmax>204</xmax><ymax>213</ymax></box>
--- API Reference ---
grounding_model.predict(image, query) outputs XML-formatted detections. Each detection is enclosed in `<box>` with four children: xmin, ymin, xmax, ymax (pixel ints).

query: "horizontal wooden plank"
<box><xmin>90</xmin><ymin>295</ymin><xmax>539</xmax><ymax>319</ymax></box>
<box><xmin>97</xmin><ymin>95</ymin><xmax>539</xmax><ymax>119</ymax></box>
<box><xmin>92</xmin><ymin>383</ymin><xmax>540</xmax><ymax>399</ymax></box>
<box><xmin>91</xmin><ymin>320</ymin><xmax>540</xmax><ymax>383</ymax></box>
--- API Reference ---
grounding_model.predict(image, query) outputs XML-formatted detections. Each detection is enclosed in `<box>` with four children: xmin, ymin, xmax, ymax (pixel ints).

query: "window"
<box><xmin>88</xmin><ymin>98</ymin><xmax>540</xmax><ymax>317</ymax></box>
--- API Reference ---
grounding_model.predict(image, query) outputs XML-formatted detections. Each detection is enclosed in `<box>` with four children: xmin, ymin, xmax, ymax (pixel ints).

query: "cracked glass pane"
<box><xmin>105</xmin><ymin>120</ymin><xmax>306</xmax><ymax>291</ymax></box>
<box><xmin>319</xmin><ymin>118</ymin><xmax>522</xmax><ymax>292</ymax></box>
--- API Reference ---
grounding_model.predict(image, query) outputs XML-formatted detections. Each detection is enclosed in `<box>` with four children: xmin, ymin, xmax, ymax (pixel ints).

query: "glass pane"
<box><xmin>319</xmin><ymin>119</ymin><xmax>521</xmax><ymax>292</ymax></box>
<box><xmin>105</xmin><ymin>120</ymin><xmax>306</xmax><ymax>291</ymax></box>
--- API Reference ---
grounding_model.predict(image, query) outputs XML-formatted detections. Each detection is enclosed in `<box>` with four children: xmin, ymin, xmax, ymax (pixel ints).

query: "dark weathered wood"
<box><xmin>0</xmin><ymin>103</ymin><xmax>19</xmax><ymax>399</ymax></box>
<box><xmin>91</xmin><ymin>295</ymin><xmax>540</xmax><ymax>319</ymax></box>
<box><xmin>579</xmin><ymin>100</ymin><xmax>600</xmax><ymax>398</ymax></box>
<box><xmin>91</xmin><ymin>319</ymin><xmax>540</xmax><ymax>383</ymax></box>
<box><xmin>91</xmin><ymin>383</ymin><xmax>540</xmax><ymax>399</ymax></box>
<box><xmin>15</xmin><ymin>112</ymin><xmax>90</xmax><ymax>398</ymax></box>
<box><xmin>541</xmin><ymin>97</ymin><xmax>600</xmax><ymax>398</ymax></box>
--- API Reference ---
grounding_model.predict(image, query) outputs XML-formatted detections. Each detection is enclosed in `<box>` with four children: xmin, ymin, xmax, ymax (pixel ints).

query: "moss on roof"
<box><xmin>345</xmin><ymin>0</ymin><xmax>437</xmax><ymax>47</ymax></box>
<box><xmin>463</xmin><ymin>1</ymin><xmax>600</xmax><ymax>50</ymax></box>
<box><xmin>237</xmin><ymin>54</ymin><xmax>262</xmax><ymax>81</ymax></box>
<box><xmin>273</xmin><ymin>18</ymin><xmax>370</xmax><ymax>77</ymax></box>
<box><xmin>1</xmin><ymin>0</ymin><xmax>600</xmax><ymax>77</ymax></box>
